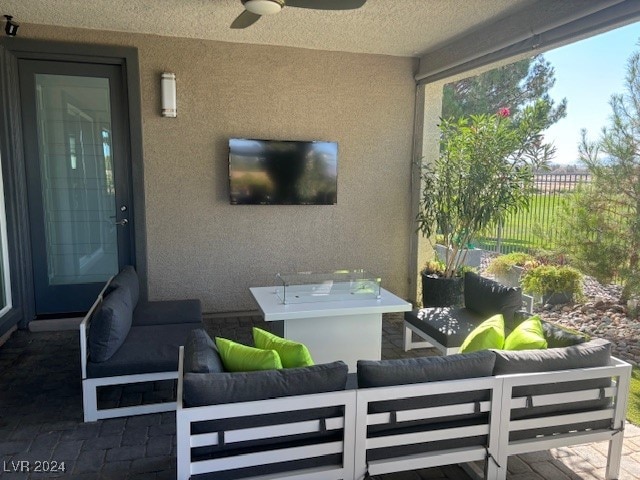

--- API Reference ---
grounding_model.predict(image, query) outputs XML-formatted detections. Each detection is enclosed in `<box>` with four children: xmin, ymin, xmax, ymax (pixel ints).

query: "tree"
<box><xmin>442</xmin><ymin>55</ymin><xmax>567</xmax><ymax>130</ymax></box>
<box><xmin>557</xmin><ymin>48</ymin><xmax>640</xmax><ymax>301</ymax></box>
<box><xmin>417</xmin><ymin>101</ymin><xmax>553</xmax><ymax>278</ymax></box>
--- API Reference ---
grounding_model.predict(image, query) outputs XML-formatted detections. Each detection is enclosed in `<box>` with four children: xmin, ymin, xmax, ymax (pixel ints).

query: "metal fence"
<box><xmin>475</xmin><ymin>173</ymin><xmax>592</xmax><ymax>254</ymax></box>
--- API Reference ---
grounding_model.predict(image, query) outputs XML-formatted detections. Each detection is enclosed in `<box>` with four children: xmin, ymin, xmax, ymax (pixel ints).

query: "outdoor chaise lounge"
<box><xmin>404</xmin><ymin>272</ymin><xmax>525</xmax><ymax>355</ymax></box>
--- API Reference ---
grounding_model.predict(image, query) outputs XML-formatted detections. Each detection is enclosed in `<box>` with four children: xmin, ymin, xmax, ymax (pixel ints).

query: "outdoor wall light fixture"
<box><xmin>4</xmin><ymin>15</ymin><xmax>19</xmax><ymax>37</ymax></box>
<box><xmin>161</xmin><ymin>72</ymin><xmax>177</xmax><ymax>118</ymax></box>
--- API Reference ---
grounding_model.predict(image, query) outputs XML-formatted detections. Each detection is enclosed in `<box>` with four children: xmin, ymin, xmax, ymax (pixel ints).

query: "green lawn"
<box><xmin>476</xmin><ymin>193</ymin><xmax>571</xmax><ymax>252</ymax></box>
<box><xmin>628</xmin><ymin>366</ymin><xmax>640</xmax><ymax>425</ymax></box>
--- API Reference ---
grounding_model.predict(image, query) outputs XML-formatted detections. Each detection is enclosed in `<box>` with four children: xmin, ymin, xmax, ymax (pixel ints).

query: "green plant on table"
<box><xmin>486</xmin><ymin>252</ymin><xmax>535</xmax><ymax>276</ymax></box>
<box><xmin>416</xmin><ymin>101</ymin><xmax>554</xmax><ymax>278</ymax></box>
<box><xmin>521</xmin><ymin>264</ymin><xmax>583</xmax><ymax>299</ymax></box>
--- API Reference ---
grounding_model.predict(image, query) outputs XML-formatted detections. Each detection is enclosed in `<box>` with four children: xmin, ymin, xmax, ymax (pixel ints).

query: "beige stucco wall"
<box><xmin>20</xmin><ymin>24</ymin><xmax>418</xmax><ymax>312</ymax></box>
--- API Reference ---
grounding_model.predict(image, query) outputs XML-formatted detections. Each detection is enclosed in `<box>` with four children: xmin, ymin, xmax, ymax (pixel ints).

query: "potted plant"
<box><xmin>420</xmin><ymin>260</ymin><xmax>468</xmax><ymax>307</ymax></box>
<box><xmin>521</xmin><ymin>264</ymin><xmax>583</xmax><ymax>305</ymax></box>
<box><xmin>486</xmin><ymin>252</ymin><xmax>536</xmax><ymax>287</ymax></box>
<box><xmin>417</xmin><ymin>103</ymin><xmax>553</xmax><ymax>306</ymax></box>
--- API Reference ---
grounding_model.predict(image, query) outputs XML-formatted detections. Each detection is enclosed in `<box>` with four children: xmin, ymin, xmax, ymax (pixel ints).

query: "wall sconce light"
<box><xmin>161</xmin><ymin>72</ymin><xmax>177</xmax><ymax>118</ymax></box>
<box><xmin>4</xmin><ymin>15</ymin><xmax>19</xmax><ymax>37</ymax></box>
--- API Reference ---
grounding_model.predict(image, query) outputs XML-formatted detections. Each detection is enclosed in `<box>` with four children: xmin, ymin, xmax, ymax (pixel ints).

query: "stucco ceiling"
<box><xmin>2</xmin><ymin>0</ymin><xmax>537</xmax><ymax>57</ymax></box>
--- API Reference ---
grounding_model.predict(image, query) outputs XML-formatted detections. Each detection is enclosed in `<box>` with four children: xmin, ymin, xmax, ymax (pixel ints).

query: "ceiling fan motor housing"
<box><xmin>243</xmin><ymin>0</ymin><xmax>284</xmax><ymax>16</ymax></box>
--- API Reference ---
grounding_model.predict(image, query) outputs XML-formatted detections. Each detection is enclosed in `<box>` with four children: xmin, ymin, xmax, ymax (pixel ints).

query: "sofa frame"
<box><xmin>176</xmin><ymin>349</ymin><xmax>631</xmax><ymax>480</ymax></box>
<box><xmin>80</xmin><ymin>281</ymin><xmax>177</xmax><ymax>422</ymax></box>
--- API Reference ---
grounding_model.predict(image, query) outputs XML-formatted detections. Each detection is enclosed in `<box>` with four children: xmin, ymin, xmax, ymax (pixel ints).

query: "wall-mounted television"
<box><xmin>229</xmin><ymin>138</ymin><xmax>338</xmax><ymax>205</ymax></box>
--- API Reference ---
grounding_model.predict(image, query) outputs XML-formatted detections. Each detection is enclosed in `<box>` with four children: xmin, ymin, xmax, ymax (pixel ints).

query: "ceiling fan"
<box><xmin>231</xmin><ymin>0</ymin><xmax>367</xmax><ymax>29</ymax></box>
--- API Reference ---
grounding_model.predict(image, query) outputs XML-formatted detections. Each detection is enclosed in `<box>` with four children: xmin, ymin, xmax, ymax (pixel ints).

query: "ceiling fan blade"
<box><xmin>231</xmin><ymin>10</ymin><xmax>262</xmax><ymax>29</ymax></box>
<box><xmin>286</xmin><ymin>0</ymin><xmax>366</xmax><ymax>10</ymax></box>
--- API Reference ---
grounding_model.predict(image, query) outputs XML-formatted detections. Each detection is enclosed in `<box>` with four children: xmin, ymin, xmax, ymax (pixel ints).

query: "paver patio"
<box><xmin>0</xmin><ymin>312</ymin><xmax>638</xmax><ymax>479</ymax></box>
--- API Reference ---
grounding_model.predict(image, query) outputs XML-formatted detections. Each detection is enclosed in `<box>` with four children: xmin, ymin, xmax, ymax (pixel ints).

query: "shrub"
<box><xmin>521</xmin><ymin>265</ymin><xmax>583</xmax><ymax>298</ymax></box>
<box><xmin>421</xmin><ymin>260</ymin><xmax>475</xmax><ymax>278</ymax></box>
<box><xmin>487</xmin><ymin>252</ymin><xmax>535</xmax><ymax>276</ymax></box>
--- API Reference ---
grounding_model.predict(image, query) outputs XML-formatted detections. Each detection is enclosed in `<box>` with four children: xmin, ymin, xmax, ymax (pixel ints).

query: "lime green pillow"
<box><xmin>504</xmin><ymin>315</ymin><xmax>548</xmax><ymax>351</ymax></box>
<box><xmin>459</xmin><ymin>314</ymin><xmax>505</xmax><ymax>353</ymax></box>
<box><xmin>215</xmin><ymin>337</ymin><xmax>282</xmax><ymax>372</ymax></box>
<box><xmin>252</xmin><ymin>327</ymin><xmax>314</xmax><ymax>368</ymax></box>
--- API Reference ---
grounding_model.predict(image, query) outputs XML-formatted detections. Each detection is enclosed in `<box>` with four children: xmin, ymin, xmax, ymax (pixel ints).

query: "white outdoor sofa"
<box><xmin>176</xmin><ymin>327</ymin><xmax>631</xmax><ymax>480</ymax></box>
<box><xmin>80</xmin><ymin>266</ymin><xmax>202</xmax><ymax>422</ymax></box>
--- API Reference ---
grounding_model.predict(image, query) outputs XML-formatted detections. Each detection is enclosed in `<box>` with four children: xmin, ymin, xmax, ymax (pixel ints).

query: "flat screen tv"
<box><xmin>229</xmin><ymin>138</ymin><xmax>338</xmax><ymax>205</ymax></box>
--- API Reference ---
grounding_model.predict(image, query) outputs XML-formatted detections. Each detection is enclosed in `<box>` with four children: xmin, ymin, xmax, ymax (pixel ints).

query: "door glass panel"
<box><xmin>34</xmin><ymin>74</ymin><xmax>118</xmax><ymax>285</ymax></box>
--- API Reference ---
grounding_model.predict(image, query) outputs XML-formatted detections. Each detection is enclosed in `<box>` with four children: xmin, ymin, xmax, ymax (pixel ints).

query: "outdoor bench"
<box><xmin>404</xmin><ymin>272</ymin><xmax>533</xmax><ymax>355</ymax></box>
<box><xmin>80</xmin><ymin>266</ymin><xmax>202</xmax><ymax>422</ymax></box>
<box><xmin>176</xmin><ymin>328</ymin><xmax>631</xmax><ymax>480</ymax></box>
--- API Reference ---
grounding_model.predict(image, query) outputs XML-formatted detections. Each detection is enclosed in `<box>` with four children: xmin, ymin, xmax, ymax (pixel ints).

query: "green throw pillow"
<box><xmin>252</xmin><ymin>327</ymin><xmax>314</xmax><ymax>368</ymax></box>
<box><xmin>459</xmin><ymin>314</ymin><xmax>505</xmax><ymax>353</ymax></box>
<box><xmin>215</xmin><ymin>337</ymin><xmax>283</xmax><ymax>372</ymax></box>
<box><xmin>504</xmin><ymin>315</ymin><xmax>548</xmax><ymax>351</ymax></box>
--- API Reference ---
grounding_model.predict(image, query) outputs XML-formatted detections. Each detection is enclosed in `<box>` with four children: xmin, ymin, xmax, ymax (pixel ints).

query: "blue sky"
<box><xmin>543</xmin><ymin>21</ymin><xmax>640</xmax><ymax>165</ymax></box>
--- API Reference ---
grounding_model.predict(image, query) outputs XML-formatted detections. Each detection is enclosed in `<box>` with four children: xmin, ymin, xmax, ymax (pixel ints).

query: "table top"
<box><xmin>249</xmin><ymin>286</ymin><xmax>412</xmax><ymax>321</ymax></box>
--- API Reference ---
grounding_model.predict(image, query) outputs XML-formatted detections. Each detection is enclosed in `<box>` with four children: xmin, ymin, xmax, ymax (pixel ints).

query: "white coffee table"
<box><xmin>250</xmin><ymin>286</ymin><xmax>411</xmax><ymax>371</ymax></box>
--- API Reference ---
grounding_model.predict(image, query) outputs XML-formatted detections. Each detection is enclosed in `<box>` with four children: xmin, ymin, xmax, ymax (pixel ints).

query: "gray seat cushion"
<box><xmin>107</xmin><ymin>265</ymin><xmax>139</xmax><ymax>307</ymax></box>
<box><xmin>405</xmin><ymin>307</ymin><xmax>485</xmax><ymax>348</ymax></box>
<box><xmin>133</xmin><ymin>299</ymin><xmax>202</xmax><ymax>326</ymax></box>
<box><xmin>87</xmin><ymin>323</ymin><xmax>199</xmax><ymax>378</ymax></box>
<box><xmin>88</xmin><ymin>286</ymin><xmax>134</xmax><ymax>363</ymax></box>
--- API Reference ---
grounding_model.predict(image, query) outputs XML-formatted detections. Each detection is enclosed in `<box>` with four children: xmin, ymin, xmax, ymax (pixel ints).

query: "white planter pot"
<box><xmin>434</xmin><ymin>244</ymin><xmax>484</xmax><ymax>268</ymax></box>
<box><xmin>494</xmin><ymin>265</ymin><xmax>525</xmax><ymax>288</ymax></box>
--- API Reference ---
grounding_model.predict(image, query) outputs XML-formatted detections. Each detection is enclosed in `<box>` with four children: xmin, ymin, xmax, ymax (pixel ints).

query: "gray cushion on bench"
<box><xmin>107</xmin><ymin>265</ymin><xmax>139</xmax><ymax>306</ymax></box>
<box><xmin>183</xmin><ymin>361</ymin><xmax>348</xmax><ymax>407</ymax></box>
<box><xmin>88</xmin><ymin>286</ymin><xmax>133</xmax><ymax>363</ymax></box>
<box><xmin>405</xmin><ymin>307</ymin><xmax>484</xmax><ymax>348</ymax></box>
<box><xmin>87</xmin><ymin>323</ymin><xmax>199</xmax><ymax>378</ymax></box>
<box><xmin>133</xmin><ymin>299</ymin><xmax>202</xmax><ymax>326</ymax></box>
<box><xmin>183</xmin><ymin>328</ymin><xmax>224</xmax><ymax>374</ymax></box>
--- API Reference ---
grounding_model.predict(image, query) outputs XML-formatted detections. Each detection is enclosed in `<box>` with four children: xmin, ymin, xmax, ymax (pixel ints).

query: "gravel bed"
<box><xmin>535</xmin><ymin>281</ymin><xmax>639</xmax><ymax>365</ymax></box>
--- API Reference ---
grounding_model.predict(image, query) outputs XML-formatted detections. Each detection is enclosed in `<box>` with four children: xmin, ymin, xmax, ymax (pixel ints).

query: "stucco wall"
<box><xmin>20</xmin><ymin>25</ymin><xmax>418</xmax><ymax>312</ymax></box>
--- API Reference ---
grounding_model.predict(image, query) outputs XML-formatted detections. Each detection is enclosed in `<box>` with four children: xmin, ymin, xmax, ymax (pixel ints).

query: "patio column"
<box><xmin>409</xmin><ymin>81</ymin><xmax>443</xmax><ymax>305</ymax></box>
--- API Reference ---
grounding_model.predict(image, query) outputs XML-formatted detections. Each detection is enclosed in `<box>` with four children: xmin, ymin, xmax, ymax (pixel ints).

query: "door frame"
<box><xmin>0</xmin><ymin>39</ymin><xmax>148</xmax><ymax>329</ymax></box>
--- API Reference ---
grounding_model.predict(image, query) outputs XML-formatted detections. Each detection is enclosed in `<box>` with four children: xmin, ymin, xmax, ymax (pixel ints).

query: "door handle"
<box><xmin>115</xmin><ymin>219</ymin><xmax>129</xmax><ymax>226</ymax></box>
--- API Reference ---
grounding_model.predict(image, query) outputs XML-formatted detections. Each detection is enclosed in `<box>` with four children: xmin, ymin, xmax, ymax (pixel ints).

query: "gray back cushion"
<box><xmin>492</xmin><ymin>338</ymin><xmax>611</xmax><ymax>375</ymax></box>
<box><xmin>183</xmin><ymin>361</ymin><xmax>348</xmax><ymax>407</ymax></box>
<box><xmin>357</xmin><ymin>350</ymin><xmax>496</xmax><ymax>388</ymax></box>
<box><xmin>88</xmin><ymin>286</ymin><xmax>133</xmax><ymax>362</ymax></box>
<box><xmin>108</xmin><ymin>265</ymin><xmax>139</xmax><ymax>307</ymax></box>
<box><xmin>183</xmin><ymin>328</ymin><xmax>224</xmax><ymax>374</ymax></box>
<box><xmin>464</xmin><ymin>272</ymin><xmax>522</xmax><ymax>326</ymax></box>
